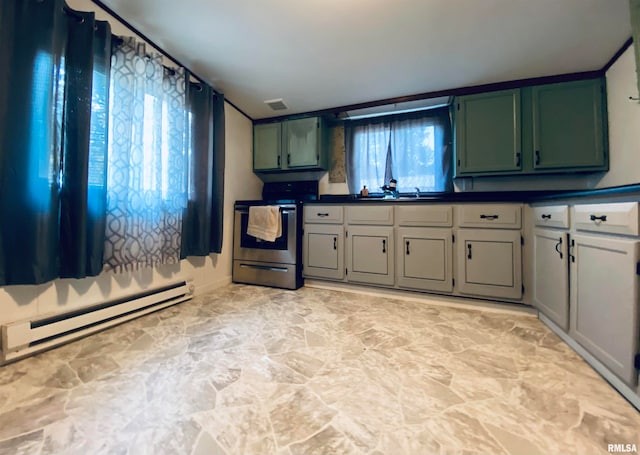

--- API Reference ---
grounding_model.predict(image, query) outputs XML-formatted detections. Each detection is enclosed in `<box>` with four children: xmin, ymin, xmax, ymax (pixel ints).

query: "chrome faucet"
<box><xmin>414</xmin><ymin>187</ymin><xmax>421</xmax><ymax>198</ymax></box>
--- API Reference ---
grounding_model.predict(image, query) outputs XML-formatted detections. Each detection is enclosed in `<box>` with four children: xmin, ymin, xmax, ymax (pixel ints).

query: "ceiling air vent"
<box><xmin>264</xmin><ymin>98</ymin><xmax>288</xmax><ymax>111</ymax></box>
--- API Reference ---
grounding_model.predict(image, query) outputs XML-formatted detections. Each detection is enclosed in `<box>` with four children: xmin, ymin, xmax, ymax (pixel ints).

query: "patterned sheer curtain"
<box><xmin>105</xmin><ymin>37</ymin><xmax>188</xmax><ymax>271</ymax></box>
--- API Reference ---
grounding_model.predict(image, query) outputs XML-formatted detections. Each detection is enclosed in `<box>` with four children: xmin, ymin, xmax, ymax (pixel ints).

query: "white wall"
<box><xmin>590</xmin><ymin>46</ymin><xmax>640</xmax><ymax>188</ymax></box>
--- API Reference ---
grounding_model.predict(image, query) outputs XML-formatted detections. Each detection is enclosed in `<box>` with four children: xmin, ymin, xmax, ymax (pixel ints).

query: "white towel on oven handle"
<box><xmin>247</xmin><ymin>205</ymin><xmax>282</xmax><ymax>242</ymax></box>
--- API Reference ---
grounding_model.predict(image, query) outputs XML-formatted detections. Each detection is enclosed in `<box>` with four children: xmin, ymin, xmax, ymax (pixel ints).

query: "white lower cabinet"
<box><xmin>346</xmin><ymin>225</ymin><xmax>394</xmax><ymax>286</ymax></box>
<box><xmin>569</xmin><ymin>234</ymin><xmax>639</xmax><ymax>386</ymax></box>
<box><xmin>396</xmin><ymin>227</ymin><xmax>453</xmax><ymax>292</ymax></box>
<box><xmin>456</xmin><ymin>229</ymin><xmax>523</xmax><ymax>300</ymax></box>
<box><xmin>533</xmin><ymin>228</ymin><xmax>569</xmax><ymax>330</ymax></box>
<box><xmin>304</xmin><ymin>203</ymin><xmax>523</xmax><ymax>300</ymax></box>
<box><xmin>303</xmin><ymin>224</ymin><xmax>344</xmax><ymax>280</ymax></box>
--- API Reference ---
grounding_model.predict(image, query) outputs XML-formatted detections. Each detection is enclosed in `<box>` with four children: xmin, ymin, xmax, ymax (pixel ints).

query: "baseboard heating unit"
<box><xmin>1</xmin><ymin>279</ymin><xmax>193</xmax><ymax>363</ymax></box>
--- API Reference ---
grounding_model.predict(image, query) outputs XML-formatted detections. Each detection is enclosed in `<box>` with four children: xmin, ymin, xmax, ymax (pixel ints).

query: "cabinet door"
<box><xmin>456</xmin><ymin>229</ymin><xmax>522</xmax><ymax>300</ymax></box>
<box><xmin>532</xmin><ymin>79</ymin><xmax>606</xmax><ymax>171</ymax></box>
<box><xmin>455</xmin><ymin>89</ymin><xmax>522</xmax><ymax>175</ymax></box>
<box><xmin>284</xmin><ymin>117</ymin><xmax>319</xmax><ymax>168</ymax></box>
<box><xmin>253</xmin><ymin>123</ymin><xmax>281</xmax><ymax>171</ymax></box>
<box><xmin>346</xmin><ymin>226</ymin><xmax>394</xmax><ymax>286</ymax></box>
<box><xmin>570</xmin><ymin>234</ymin><xmax>639</xmax><ymax>386</ymax></box>
<box><xmin>303</xmin><ymin>224</ymin><xmax>344</xmax><ymax>280</ymax></box>
<box><xmin>533</xmin><ymin>229</ymin><xmax>569</xmax><ymax>330</ymax></box>
<box><xmin>397</xmin><ymin>227</ymin><xmax>452</xmax><ymax>292</ymax></box>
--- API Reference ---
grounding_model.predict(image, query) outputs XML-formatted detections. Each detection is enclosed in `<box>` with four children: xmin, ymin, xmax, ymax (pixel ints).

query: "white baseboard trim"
<box><xmin>303</xmin><ymin>279</ymin><xmax>537</xmax><ymax>317</ymax></box>
<box><xmin>195</xmin><ymin>276</ymin><xmax>232</xmax><ymax>296</ymax></box>
<box><xmin>539</xmin><ymin>313</ymin><xmax>640</xmax><ymax>411</ymax></box>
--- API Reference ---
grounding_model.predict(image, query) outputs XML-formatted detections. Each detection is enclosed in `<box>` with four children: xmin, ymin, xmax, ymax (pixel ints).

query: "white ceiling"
<box><xmin>98</xmin><ymin>0</ymin><xmax>631</xmax><ymax>120</ymax></box>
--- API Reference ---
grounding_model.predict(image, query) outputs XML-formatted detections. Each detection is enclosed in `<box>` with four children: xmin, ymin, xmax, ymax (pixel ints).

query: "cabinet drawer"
<box><xmin>457</xmin><ymin>204</ymin><xmax>521</xmax><ymax>229</ymax></box>
<box><xmin>532</xmin><ymin>205</ymin><xmax>569</xmax><ymax>229</ymax></box>
<box><xmin>574</xmin><ymin>202</ymin><xmax>639</xmax><ymax>236</ymax></box>
<box><xmin>304</xmin><ymin>205</ymin><xmax>343</xmax><ymax>224</ymax></box>
<box><xmin>346</xmin><ymin>205</ymin><xmax>394</xmax><ymax>225</ymax></box>
<box><xmin>396</xmin><ymin>205</ymin><xmax>453</xmax><ymax>227</ymax></box>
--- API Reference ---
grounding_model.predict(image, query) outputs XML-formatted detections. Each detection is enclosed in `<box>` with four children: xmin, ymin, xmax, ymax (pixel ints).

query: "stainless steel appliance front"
<box><xmin>232</xmin><ymin>203</ymin><xmax>302</xmax><ymax>289</ymax></box>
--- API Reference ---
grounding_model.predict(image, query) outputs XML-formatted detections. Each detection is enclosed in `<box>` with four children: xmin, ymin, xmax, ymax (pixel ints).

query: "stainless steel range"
<box><xmin>232</xmin><ymin>181</ymin><xmax>318</xmax><ymax>289</ymax></box>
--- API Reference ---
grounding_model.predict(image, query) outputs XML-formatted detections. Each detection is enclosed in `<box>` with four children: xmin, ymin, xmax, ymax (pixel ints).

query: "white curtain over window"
<box><xmin>105</xmin><ymin>37</ymin><xmax>188</xmax><ymax>271</ymax></box>
<box><xmin>349</xmin><ymin>122</ymin><xmax>391</xmax><ymax>193</ymax></box>
<box><xmin>346</xmin><ymin>108</ymin><xmax>452</xmax><ymax>194</ymax></box>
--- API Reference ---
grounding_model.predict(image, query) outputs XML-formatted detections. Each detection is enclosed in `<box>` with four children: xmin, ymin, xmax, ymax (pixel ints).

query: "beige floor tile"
<box><xmin>0</xmin><ymin>284</ymin><xmax>638</xmax><ymax>454</ymax></box>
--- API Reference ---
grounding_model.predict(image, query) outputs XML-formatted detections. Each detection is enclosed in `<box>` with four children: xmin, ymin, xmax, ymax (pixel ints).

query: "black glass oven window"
<box><xmin>240</xmin><ymin>211</ymin><xmax>289</xmax><ymax>250</ymax></box>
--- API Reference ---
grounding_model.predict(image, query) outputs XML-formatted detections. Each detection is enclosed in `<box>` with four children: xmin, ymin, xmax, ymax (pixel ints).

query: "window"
<box><xmin>346</xmin><ymin>108</ymin><xmax>452</xmax><ymax>194</ymax></box>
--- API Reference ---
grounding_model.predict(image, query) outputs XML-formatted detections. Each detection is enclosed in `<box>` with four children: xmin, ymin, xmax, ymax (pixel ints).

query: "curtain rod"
<box><xmin>90</xmin><ymin>0</ymin><xmax>215</xmax><ymax>92</ymax></box>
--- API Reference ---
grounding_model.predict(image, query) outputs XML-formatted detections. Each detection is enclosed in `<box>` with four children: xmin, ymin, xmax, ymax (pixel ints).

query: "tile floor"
<box><xmin>0</xmin><ymin>284</ymin><xmax>638</xmax><ymax>455</ymax></box>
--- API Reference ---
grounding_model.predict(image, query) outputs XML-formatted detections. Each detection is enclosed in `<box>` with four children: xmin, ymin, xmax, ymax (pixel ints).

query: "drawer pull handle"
<box><xmin>541</xmin><ymin>214</ymin><xmax>552</xmax><ymax>220</ymax></box>
<box><xmin>333</xmin><ymin>237</ymin><xmax>337</xmax><ymax>250</ymax></box>
<box><xmin>535</xmin><ymin>150</ymin><xmax>541</xmax><ymax>166</ymax></box>
<box><xmin>382</xmin><ymin>239</ymin><xmax>386</xmax><ymax>254</ymax></box>
<box><xmin>406</xmin><ymin>240</ymin><xmax>410</xmax><ymax>255</ymax></box>
<box><xmin>555</xmin><ymin>237</ymin><xmax>563</xmax><ymax>259</ymax></box>
<box><xmin>467</xmin><ymin>243</ymin><xmax>472</xmax><ymax>260</ymax></box>
<box><xmin>317</xmin><ymin>213</ymin><xmax>329</xmax><ymax>217</ymax></box>
<box><xmin>589</xmin><ymin>214</ymin><xmax>607</xmax><ymax>222</ymax></box>
<box><xmin>480</xmin><ymin>214</ymin><xmax>499</xmax><ymax>220</ymax></box>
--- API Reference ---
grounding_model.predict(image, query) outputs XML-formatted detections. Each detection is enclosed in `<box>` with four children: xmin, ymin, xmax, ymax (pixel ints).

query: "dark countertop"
<box><xmin>308</xmin><ymin>184</ymin><xmax>640</xmax><ymax>204</ymax></box>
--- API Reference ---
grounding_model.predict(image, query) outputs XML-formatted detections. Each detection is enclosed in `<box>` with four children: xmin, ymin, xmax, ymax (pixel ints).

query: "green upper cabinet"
<box><xmin>454</xmin><ymin>77</ymin><xmax>608</xmax><ymax>177</ymax></box>
<box><xmin>455</xmin><ymin>89</ymin><xmax>522</xmax><ymax>175</ymax></box>
<box><xmin>253</xmin><ymin>116</ymin><xmax>327</xmax><ymax>173</ymax></box>
<box><xmin>531</xmin><ymin>79</ymin><xmax>607</xmax><ymax>171</ymax></box>
<box><xmin>253</xmin><ymin>123</ymin><xmax>282</xmax><ymax>171</ymax></box>
<box><xmin>284</xmin><ymin>117</ymin><xmax>321</xmax><ymax>168</ymax></box>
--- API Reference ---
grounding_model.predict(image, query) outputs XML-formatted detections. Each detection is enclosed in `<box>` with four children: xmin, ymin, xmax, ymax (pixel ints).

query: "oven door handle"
<box><xmin>239</xmin><ymin>263</ymin><xmax>288</xmax><ymax>273</ymax></box>
<box><xmin>235</xmin><ymin>208</ymin><xmax>295</xmax><ymax>214</ymax></box>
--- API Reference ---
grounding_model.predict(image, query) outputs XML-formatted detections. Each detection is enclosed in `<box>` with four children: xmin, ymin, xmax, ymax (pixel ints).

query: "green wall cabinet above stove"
<box><xmin>253</xmin><ymin>123</ymin><xmax>282</xmax><ymax>171</ymax></box>
<box><xmin>454</xmin><ymin>78</ymin><xmax>608</xmax><ymax>177</ymax></box>
<box><xmin>253</xmin><ymin>117</ymin><xmax>328</xmax><ymax>173</ymax></box>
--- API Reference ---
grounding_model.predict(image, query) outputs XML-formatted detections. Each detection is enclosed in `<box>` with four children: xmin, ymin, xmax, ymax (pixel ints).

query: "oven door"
<box><xmin>233</xmin><ymin>204</ymin><xmax>297</xmax><ymax>265</ymax></box>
